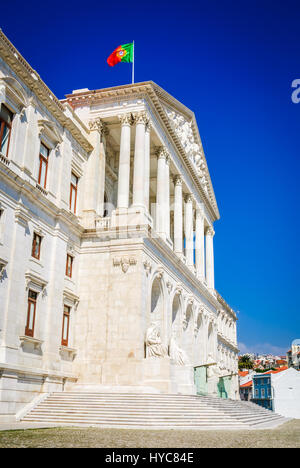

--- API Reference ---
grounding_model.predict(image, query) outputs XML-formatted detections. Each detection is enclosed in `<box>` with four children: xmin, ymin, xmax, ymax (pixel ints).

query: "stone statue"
<box><xmin>145</xmin><ymin>322</ymin><xmax>167</xmax><ymax>358</ymax></box>
<box><xmin>169</xmin><ymin>331</ymin><xmax>190</xmax><ymax>366</ymax></box>
<box><xmin>207</xmin><ymin>353</ymin><xmax>219</xmax><ymax>378</ymax></box>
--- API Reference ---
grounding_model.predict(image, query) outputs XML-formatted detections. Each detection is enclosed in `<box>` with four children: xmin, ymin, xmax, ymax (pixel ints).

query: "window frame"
<box><xmin>65</xmin><ymin>254</ymin><xmax>74</xmax><ymax>278</ymax></box>
<box><xmin>61</xmin><ymin>305</ymin><xmax>71</xmax><ymax>347</ymax></box>
<box><xmin>31</xmin><ymin>232</ymin><xmax>42</xmax><ymax>260</ymax></box>
<box><xmin>0</xmin><ymin>105</ymin><xmax>13</xmax><ymax>158</ymax></box>
<box><xmin>38</xmin><ymin>142</ymin><xmax>49</xmax><ymax>189</ymax></box>
<box><xmin>69</xmin><ymin>173</ymin><xmax>78</xmax><ymax>214</ymax></box>
<box><xmin>25</xmin><ymin>290</ymin><xmax>37</xmax><ymax>337</ymax></box>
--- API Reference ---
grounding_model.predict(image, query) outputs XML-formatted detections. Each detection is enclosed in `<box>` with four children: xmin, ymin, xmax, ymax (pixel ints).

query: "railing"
<box><xmin>95</xmin><ymin>216</ymin><xmax>111</xmax><ymax>230</ymax></box>
<box><xmin>0</xmin><ymin>153</ymin><xmax>10</xmax><ymax>166</ymax></box>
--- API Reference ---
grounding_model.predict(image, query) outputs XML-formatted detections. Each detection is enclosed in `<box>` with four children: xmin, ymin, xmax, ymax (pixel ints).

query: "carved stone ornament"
<box><xmin>113</xmin><ymin>256</ymin><xmax>137</xmax><ymax>273</ymax></box>
<box><xmin>134</xmin><ymin>111</ymin><xmax>150</xmax><ymax>125</ymax></box>
<box><xmin>164</xmin><ymin>107</ymin><xmax>209</xmax><ymax>192</ymax></box>
<box><xmin>89</xmin><ymin>118</ymin><xmax>106</xmax><ymax>135</ymax></box>
<box><xmin>118</xmin><ymin>113</ymin><xmax>133</xmax><ymax>126</ymax></box>
<box><xmin>166</xmin><ymin>281</ymin><xmax>173</xmax><ymax>294</ymax></box>
<box><xmin>156</xmin><ymin>267</ymin><xmax>164</xmax><ymax>280</ymax></box>
<box><xmin>156</xmin><ymin>146</ymin><xmax>169</xmax><ymax>160</ymax></box>
<box><xmin>206</xmin><ymin>227</ymin><xmax>215</xmax><ymax>237</ymax></box>
<box><xmin>173</xmin><ymin>175</ymin><xmax>183</xmax><ymax>186</ymax></box>
<box><xmin>143</xmin><ymin>260</ymin><xmax>152</xmax><ymax>276</ymax></box>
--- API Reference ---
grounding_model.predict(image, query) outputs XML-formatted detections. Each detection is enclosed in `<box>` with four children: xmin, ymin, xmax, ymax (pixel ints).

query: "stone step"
<box><xmin>23</xmin><ymin>415</ymin><xmax>244</xmax><ymax>426</ymax></box>
<box><xmin>22</xmin><ymin>392</ymin><xmax>289</xmax><ymax>430</ymax></box>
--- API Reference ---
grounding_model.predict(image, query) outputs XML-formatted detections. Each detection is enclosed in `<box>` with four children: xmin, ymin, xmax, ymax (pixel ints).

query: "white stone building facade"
<box><xmin>0</xmin><ymin>31</ymin><xmax>239</xmax><ymax>422</ymax></box>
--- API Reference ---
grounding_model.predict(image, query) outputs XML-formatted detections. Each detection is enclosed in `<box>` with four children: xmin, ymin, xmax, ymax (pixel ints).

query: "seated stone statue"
<box><xmin>169</xmin><ymin>332</ymin><xmax>190</xmax><ymax>366</ymax></box>
<box><xmin>145</xmin><ymin>322</ymin><xmax>168</xmax><ymax>358</ymax></box>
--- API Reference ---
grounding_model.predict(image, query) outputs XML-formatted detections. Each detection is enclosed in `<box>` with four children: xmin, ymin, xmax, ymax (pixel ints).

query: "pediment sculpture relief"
<box><xmin>164</xmin><ymin>108</ymin><xmax>209</xmax><ymax>193</ymax></box>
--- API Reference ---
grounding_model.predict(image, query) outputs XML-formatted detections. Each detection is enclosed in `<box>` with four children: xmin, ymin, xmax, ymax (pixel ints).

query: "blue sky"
<box><xmin>2</xmin><ymin>0</ymin><xmax>299</xmax><ymax>355</ymax></box>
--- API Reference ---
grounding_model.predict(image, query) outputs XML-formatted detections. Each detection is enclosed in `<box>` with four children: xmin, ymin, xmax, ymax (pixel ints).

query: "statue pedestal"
<box><xmin>142</xmin><ymin>357</ymin><xmax>172</xmax><ymax>393</ymax></box>
<box><xmin>170</xmin><ymin>364</ymin><xmax>196</xmax><ymax>395</ymax></box>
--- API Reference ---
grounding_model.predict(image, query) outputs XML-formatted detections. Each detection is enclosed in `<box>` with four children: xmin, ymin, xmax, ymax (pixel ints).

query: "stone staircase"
<box><xmin>22</xmin><ymin>393</ymin><xmax>289</xmax><ymax>430</ymax></box>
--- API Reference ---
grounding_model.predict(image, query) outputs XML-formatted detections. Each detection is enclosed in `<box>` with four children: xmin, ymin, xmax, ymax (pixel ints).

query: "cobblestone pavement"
<box><xmin>0</xmin><ymin>419</ymin><xmax>299</xmax><ymax>448</ymax></box>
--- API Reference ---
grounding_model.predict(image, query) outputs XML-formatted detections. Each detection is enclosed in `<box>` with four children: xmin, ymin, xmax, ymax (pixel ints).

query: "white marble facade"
<box><xmin>0</xmin><ymin>31</ymin><xmax>239</xmax><ymax>421</ymax></box>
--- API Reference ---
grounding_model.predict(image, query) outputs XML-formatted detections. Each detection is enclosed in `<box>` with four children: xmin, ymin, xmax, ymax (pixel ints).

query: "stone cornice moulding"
<box><xmin>0</xmin><ymin>30</ymin><xmax>93</xmax><ymax>154</ymax></box>
<box><xmin>216</xmin><ymin>291</ymin><xmax>237</xmax><ymax>320</ymax></box>
<box><xmin>0</xmin><ymin>76</ymin><xmax>29</xmax><ymax>112</ymax></box>
<box><xmin>25</xmin><ymin>271</ymin><xmax>48</xmax><ymax>293</ymax></box>
<box><xmin>64</xmin><ymin>82</ymin><xmax>219</xmax><ymax>221</ymax></box>
<box><xmin>38</xmin><ymin>119</ymin><xmax>63</xmax><ymax>147</ymax></box>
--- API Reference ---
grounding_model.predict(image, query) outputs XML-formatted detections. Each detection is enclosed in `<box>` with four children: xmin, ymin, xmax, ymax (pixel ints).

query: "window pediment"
<box><xmin>25</xmin><ymin>271</ymin><xmax>48</xmax><ymax>293</ymax></box>
<box><xmin>0</xmin><ymin>76</ymin><xmax>29</xmax><ymax>113</ymax></box>
<box><xmin>38</xmin><ymin>119</ymin><xmax>63</xmax><ymax>147</ymax></box>
<box><xmin>63</xmin><ymin>288</ymin><xmax>79</xmax><ymax>308</ymax></box>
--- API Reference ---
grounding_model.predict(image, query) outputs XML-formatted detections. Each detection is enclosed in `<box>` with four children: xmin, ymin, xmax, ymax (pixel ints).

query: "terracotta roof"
<box><xmin>240</xmin><ymin>381</ymin><xmax>253</xmax><ymax>388</ymax></box>
<box><xmin>239</xmin><ymin>371</ymin><xmax>249</xmax><ymax>377</ymax></box>
<box><xmin>263</xmin><ymin>366</ymin><xmax>288</xmax><ymax>375</ymax></box>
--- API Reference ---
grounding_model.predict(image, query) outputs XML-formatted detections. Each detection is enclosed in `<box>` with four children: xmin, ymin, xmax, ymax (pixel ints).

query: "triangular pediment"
<box><xmin>149</xmin><ymin>83</ymin><xmax>219</xmax><ymax>218</ymax></box>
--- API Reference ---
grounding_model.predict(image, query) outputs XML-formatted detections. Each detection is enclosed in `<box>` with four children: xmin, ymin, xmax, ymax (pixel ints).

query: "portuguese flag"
<box><xmin>107</xmin><ymin>43</ymin><xmax>134</xmax><ymax>67</ymax></box>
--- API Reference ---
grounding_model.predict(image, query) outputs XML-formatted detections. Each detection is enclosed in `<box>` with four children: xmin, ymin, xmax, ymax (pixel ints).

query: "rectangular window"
<box><xmin>61</xmin><ymin>305</ymin><xmax>70</xmax><ymax>346</ymax></box>
<box><xmin>31</xmin><ymin>233</ymin><xmax>42</xmax><ymax>260</ymax></box>
<box><xmin>261</xmin><ymin>388</ymin><xmax>265</xmax><ymax>398</ymax></box>
<box><xmin>0</xmin><ymin>105</ymin><xmax>13</xmax><ymax>158</ymax></box>
<box><xmin>38</xmin><ymin>143</ymin><xmax>49</xmax><ymax>189</ymax></box>
<box><xmin>69</xmin><ymin>173</ymin><xmax>78</xmax><ymax>214</ymax></box>
<box><xmin>66</xmin><ymin>254</ymin><xmax>73</xmax><ymax>278</ymax></box>
<box><xmin>25</xmin><ymin>290</ymin><xmax>37</xmax><ymax>337</ymax></box>
<box><xmin>255</xmin><ymin>388</ymin><xmax>259</xmax><ymax>398</ymax></box>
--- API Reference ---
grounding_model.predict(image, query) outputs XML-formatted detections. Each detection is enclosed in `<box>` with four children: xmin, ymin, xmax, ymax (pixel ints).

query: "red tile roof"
<box><xmin>263</xmin><ymin>366</ymin><xmax>288</xmax><ymax>375</ymax></box>
<box><xmin>239</xmin><ymin>371</ymin><xmax>249</xmax><ymax>377</ymax></box>
<box><xmin>240</xmin><ymin>381</ymin><xmax>253</xmax><ymax>388</ymax></box>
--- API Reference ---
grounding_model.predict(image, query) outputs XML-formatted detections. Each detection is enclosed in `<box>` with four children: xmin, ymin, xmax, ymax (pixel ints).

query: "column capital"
<box><xmin>156</xmin><ymin>146</ymin><xmax>169</xmax><ymax>160</ymax></box>
<box><xmin>206</xmin><ymin>226</ymin><xmax>215</xmax><ymax>237</ymax></box>
<box><xmin>184</xmin><ymin>193</ymin><xmax>194</xmax><ymax>204</ymax></box>
<box><xmin>118</xmin><ymin>113</ymin><xmax>133</xmax><ymax>126</ymax></box>
<box><xmin>133</xmin><ymin>111</ymin><xmax>150</xmax><ymax>125</ymax></box>
<box><xmin>89</xmin><ymin>118</ymin><xmax>107</xmax><ymax>135</ymax></box>
<box><xmin>173</xmin><ymin>174</ymin><xmax>183</xmax><ymax>186</ymax></box>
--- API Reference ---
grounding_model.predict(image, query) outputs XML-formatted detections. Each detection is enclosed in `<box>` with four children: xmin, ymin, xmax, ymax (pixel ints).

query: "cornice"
<box><xmin>216</xmin><ymin>291</ymin><xmax>237</xmax><ymax>320</ymax></box>
<box><xmin>64</xmin><ymin>82</ymin><xmax>220</xmax><ymax>221</ymax></box>
<box><xmin>0</xmin><ymin>30</ymin><xmax>93</xmax><ymax>154</ymax></box>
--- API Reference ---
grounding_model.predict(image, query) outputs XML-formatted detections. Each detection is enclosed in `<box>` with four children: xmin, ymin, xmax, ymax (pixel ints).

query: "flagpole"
<box><xmin>132</xmin><ymin>40</ymin><xmax>135</xmax><ymax>84</ymax></box>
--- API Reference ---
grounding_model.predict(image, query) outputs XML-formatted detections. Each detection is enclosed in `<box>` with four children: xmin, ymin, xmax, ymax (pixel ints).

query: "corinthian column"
<box><xmin>144</xmin><ymin>121</ymin><xmax>151</xmax><ymax>211</ymax></box>
<box><xmin>132</xmin><ymin>112</ymin><xmax>148</xmax><ymax>208</ymax></box>
<box><xmin>195</xmin><ymin>206</ymin><xmax>205</xmax><ymax>280</ymax></box>
<box><xmin>156</xmin><ymin>146</ymin><xmax>169</xmax><ymax>238</ymax></box>
<box><xmin>205</xmin><ymin>227</ymin><xmax>215</xmax><ymax>289</ymax></box>
<box><xmin>117</xmin><ymin>114</ymin><xmax>132</xmax><ymax>209</ymax></box>
<box><xmin>184</xmin><ymin>194</ymin><xmax>194</xmax><ymax>268</ymax></box>
<box><xmin>173</xmin><ymin>175</ymin><xmax>183</xmax><ymax>256</ymax></box>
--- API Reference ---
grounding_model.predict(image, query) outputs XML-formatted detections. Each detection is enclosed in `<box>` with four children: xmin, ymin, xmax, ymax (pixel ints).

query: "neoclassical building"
<box><xmin>0</xmin><ymin>31</ymin><xmax>239</xmax><ymax>422</ymax></box>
